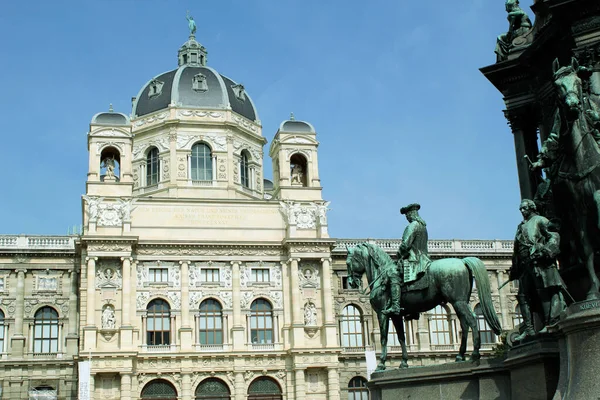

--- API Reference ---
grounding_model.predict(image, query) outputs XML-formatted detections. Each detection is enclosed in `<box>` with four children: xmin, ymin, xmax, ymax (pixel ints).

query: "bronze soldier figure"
<box><xmin>383</xmin><ymin>203</ymin><xmax>431</xmax><ymax>316</ymax></box>
<box><xmin>510</xmin><ymin>199</ymin><xmax>567</xmax><ymax>341</ymax></box>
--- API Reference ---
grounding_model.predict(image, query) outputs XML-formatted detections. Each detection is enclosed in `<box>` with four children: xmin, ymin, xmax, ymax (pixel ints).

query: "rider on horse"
<box><xmin>383</xmin><ymin>203</ymin><xmax>432</xmax><ymax>316</ymax></box>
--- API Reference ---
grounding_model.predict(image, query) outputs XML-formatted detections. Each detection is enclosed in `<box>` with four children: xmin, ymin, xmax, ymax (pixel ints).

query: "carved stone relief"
<box><xmin>96</xmin><ymin>260</ymin><xmax>122</xmax><ymax>289</ymax></box>
<box><xmin>162</xmin><ymin>158</ymin><xmax>170</xmax><ymax>180</ymax></box>
<box><xmin>34</xmin><ymin>274</ymin><xmax>59</xmax><ymax>292</ymax></box>
<box><xmin>299</xmin><ymin>265</ymin><xmax>320</xmax><ymax>288</ymax></box>
<box><xmin>132</xmin><ymin>135</ymin><xmax>169</xmax><ymax>159</ymax></box>
<box><xmin>241</xmin><ymin>292</ymin><xmax>253</xmax><ymax>308</ymax></box>
<box><xmin>177</xmin><ymin>156</ymin><xmax>187</xmax><ymax>178</ymax></box>
<box><xmin>176</xmin><ymin>133</ymin><xmax>227</xmax><ymax>151</ymax></box>
<box><xmin>233</xmin><ymin>139</ymin><xmax>262</xmax><ymax>160</ymax></box>
<box><xmin>2</xmin><ymin>299</ymin><xmax>16</xmax><ymax>317</ymax></box>
<box><xmin>177</xmin><ymin>110</ymin><xmax>223</xmax><ymax>119</ymax></box>
<box><xmin>279</xmin><ymin>201</ymin><xmax>330</xmax><ymax>229</ymax></box>
<box><xmin>136</xmin><ymin>292</ymin><xmax>150</xmax><ymax>310</ymax></box>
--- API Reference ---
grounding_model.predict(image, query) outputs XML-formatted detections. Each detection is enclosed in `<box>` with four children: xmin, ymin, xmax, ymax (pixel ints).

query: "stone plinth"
<box><xmin>368</xmin><ymin>359</ymin><xmax>509</xmax><ymax>400</ymax></box>
<box><xmin>552</xmin><ymin>300</ymin><xmax>600</xmax><ymax>400</ymax></box>
<box><xmin>504</xmin><ymin>337</ymin><xmax>559</xmax><ymax>400</ymax></box>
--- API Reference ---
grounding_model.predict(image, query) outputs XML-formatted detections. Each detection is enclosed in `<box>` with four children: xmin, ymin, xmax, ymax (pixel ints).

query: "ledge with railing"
<box><xmin>30</xmin><ymin>352</ymin><xmax>64</xmax><ymax>359</ymax></box>
<box><xmin>333</xmin><ymin>239</ymin><xmax>513</xmax><ymax>254</ymax></box>
<box><xmin>194</xmin><ymin>343</ymin><xmax>230</xmax><ymax>352</ymax></box>
<box><xmin>140</xmin><ymin>344</ymin><xmax>179</xmax><ymax>353</ymax></box>
<box><xmin>248</xmin><ymin>342</ymin><xmax>284</xmax><ymax>351</ymax></box>
<box><xmin>342</xmin><ymin>345</ymin><xmax>375</xmax><ymax>354</ymax></box>
<box><xmin>0</xmin><ymin>235</ymin><xmax>75</xmax><ymax>251</ymax></box>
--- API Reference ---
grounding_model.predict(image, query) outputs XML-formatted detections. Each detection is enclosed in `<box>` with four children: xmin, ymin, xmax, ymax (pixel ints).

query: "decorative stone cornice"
<box><xmin>136</xmin><ymin>244</ymin><xmax>281</xmax><ymax>258</ymax></box>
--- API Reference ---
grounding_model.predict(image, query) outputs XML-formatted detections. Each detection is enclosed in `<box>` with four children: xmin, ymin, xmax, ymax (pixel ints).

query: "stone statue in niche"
<box><xmin>494</xmin><ymin>0</ymin><xmax>532</xmax><ymax>62</ymax></box>
<box><xmin>101</xmin><ymin>305</ymin><xmax>116</xmax><ymax>329</ymax></box>
<box><xmin>38</xmin><ymin>276</ymin><xmax>57</xmax><ymax>291</ymax></box>
<box><xmin>102</xmin><ymin>156</ymin><xmax>116</xmax><ymax>180</ymax></box>
<box><xmin>291</xmin><ymin>163</ymin><xmax>304</xmax><ymax>186</ymax></box>
<box><xmin>304</xmin><ymin>302</ymin><xmax>317</xmax><ymax>326</ymax></box>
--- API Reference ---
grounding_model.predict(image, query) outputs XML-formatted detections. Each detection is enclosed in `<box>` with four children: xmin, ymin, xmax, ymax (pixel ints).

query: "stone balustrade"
<box><xmin>0</xmin><ymin>235</ymin><xmax>75</xmax><ymax>250</ymax></box>
<box><xmin>333</xmin><ymin>239</ymin><xmax>513</xmax><ymax>254</ymax></box>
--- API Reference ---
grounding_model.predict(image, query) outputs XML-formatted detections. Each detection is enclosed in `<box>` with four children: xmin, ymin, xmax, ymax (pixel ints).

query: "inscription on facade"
<box><xmin>135</xmin><ymin>206</ymin><xmax>280</xmax><ymax>227</ymax></box>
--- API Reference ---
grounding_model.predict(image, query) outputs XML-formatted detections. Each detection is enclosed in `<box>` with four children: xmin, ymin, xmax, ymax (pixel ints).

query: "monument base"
<box><xmin>551</xmin><ymin>300</ymin><xmax>600</xmax><ymax>400</ymax></box>
<box><xmin>368</xmin><ymin>359</ymin><xmax>509</xmax><ymax>400</ymax></box>
<box><xmin>368</xmin><ymin>338</ymin><xmax>560</xmax><ymax>400</ymax></box>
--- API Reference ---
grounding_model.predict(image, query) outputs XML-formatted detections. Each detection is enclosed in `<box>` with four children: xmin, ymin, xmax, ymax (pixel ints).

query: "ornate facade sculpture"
<box><xmin>279</xmin><ymin>201</ymin><xmax>330</xmax><ymax>229</ymax></box>
<box><xmin>304</xmin><ymin>302</ymin><xmax>317</xmax><ymax>326</ymax></box>
<box><xmin>508</xmin><ymin>199</ymin><xmax>566</xmax><ymax>340</ymax></box>
<box><xmin>495</xmin><ymin>0</ymin><xmax>532</xmax><ymax>62</ymax></box>
<box><xmin>101</xmin><ymin>305</ymin><xmax>116</xmax><ymax>329</ymax></box>
<box><xmin>290</xmin><ymin>164</ymin><xmax>304</xmax><ymax>186</ymax></box>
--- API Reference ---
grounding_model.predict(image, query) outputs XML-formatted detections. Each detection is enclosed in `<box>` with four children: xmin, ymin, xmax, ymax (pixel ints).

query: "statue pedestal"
<box><xmin>368</xmin><ymin>359</ymin><xmax>509</xmax><ymax>400</ymax></box>
<box><xmin>503</xmin><ymin>337</ymin><xmax>559</xmax><ymax>400</ymax></box>
<box><xmin>551</xmin><ymin>300</ymin><xmax>600</xmax><ymax>400</ymax></box>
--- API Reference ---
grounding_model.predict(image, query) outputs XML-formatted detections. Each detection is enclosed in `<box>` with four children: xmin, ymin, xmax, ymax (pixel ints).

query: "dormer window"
<box><xmin>192</xmin><ymin>73</ymin><xmax>208</xmax><ymax>92</ymax></box>
<box><xmin>148</xmin><ymin>79</ymin><xmax>164</xmax><ymax>98</ymax></box>
<box><xmin>231</xmin><ymin>83</ymin><xmax>246</xmax><ymax>101</ymax></box>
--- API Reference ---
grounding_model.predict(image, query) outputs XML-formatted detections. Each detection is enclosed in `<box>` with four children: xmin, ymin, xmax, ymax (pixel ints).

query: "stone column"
<box><xmin>321</xmin><ymin>257</ymin><xmax>337</xmax><ymax>346</ymax></box>
<box><xmin>89</xmin><ymin>374</ymin><xmax>96</xmax><ymax>400</ymax></box>
<box><xmin>417</xmin><ymin>317</ymin><xmax>431</xmax><ymax>351</ymax></box>
<box><xmin>234</xmin><ymin>372</ymin><xmax>245</xmax><ymax>400</ymax></box>
<box><xmin>327</xmin><ymin>368</ymin><xmax>341</xmax><ymax>400</ymax></box>
<box><xmin>181</xmin><ymin>373</ymin><xmax>192</xmax><ymax>399</ymax></box>
<box><xmin>121</xmin><ymin>257</ymin><xmax>133</xmax><ymax>349</ymax></box>
<box><xmin>290</xmin><ymin>258</ymin><xmax>304</xmax><ymax>347</ymax></box>
<box><xmin>280</xmin><ymin>261</ymin><xmax>291</xmax><ymax>348</ymax></box>
<box><xmin>11</xmin><ymin>268</ymin><xmax>26</xmax><ymax>356</ymax></box>
<box><xmin>231</xmin><ymin>261</ymin><xmax>245</xmax><ymax>350</ymax></box>
<box><xmin>180</xmin><ymin>261</ymin><xmax>193</xmax><ymax>350</ymax></box>
<box><xmin>66</xmin><ymin>268</ymin><xmax>79</xmax><ymax>355</ymax></box>
<box><xmin>496</xmin><ymin>270</ymin><xmax>510</xmax><ymax>329</ymax></box>
<box><xmin>294</xmin><ymin>369</ymin><xmax>306</xmax><ymax>400</ymax></box>
<box><xmin>169</xmin><ymin>128</ymin><xmax>177</xmax><ymax>185</ymax></box>
<box><xmin>86</xmin><ymin>257</ymin><xmax>97</xmax><ymax>326</ymax></box>
<box><xmin>120</xmin><ymin>373</ymin><xmax>132</xmax><ymax>400</ymax></box>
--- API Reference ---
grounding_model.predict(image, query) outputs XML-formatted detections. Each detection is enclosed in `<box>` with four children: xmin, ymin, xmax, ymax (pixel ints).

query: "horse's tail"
<box><xmin>463</xmin><ymin>257</ymin><xmax>502</xmax><ymax>335</ymax></box>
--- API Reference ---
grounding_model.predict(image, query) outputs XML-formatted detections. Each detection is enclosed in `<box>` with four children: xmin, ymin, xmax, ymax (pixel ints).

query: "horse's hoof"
<box><xmin>471</xmin><ymin>353</ymin><xmax>481</xmax><ymax>362</ymax></box>
<box><xmin>455</xmin><ymin>355</ymin><xmax>466</xmax><ymax>362</ymax></box>
<box><xmin>399</xmin><ymin>362</ymin><xmax>409</xmax><ymax>369</ymax></box>
<box><xmin>375</xmin><ymin>365</ymin><xmax>386</xmax><ymax>372</ymax></box>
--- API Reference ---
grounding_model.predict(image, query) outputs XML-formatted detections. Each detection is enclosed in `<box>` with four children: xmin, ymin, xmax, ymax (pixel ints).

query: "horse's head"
<box><xmin>553</xmin><ymin>57</ymin><xmax>583</xmax><ymax>120</ymax></box>
<box><xmin>346</xmin><ymin>245</ymin><xmax>366</xmax><ymax>290</ymax></box>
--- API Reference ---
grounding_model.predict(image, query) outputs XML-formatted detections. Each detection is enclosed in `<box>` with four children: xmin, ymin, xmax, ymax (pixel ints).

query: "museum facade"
<box><xmin>0</xmin><ymin>32</ymin><xmax>518</xmax><ymax>400</ymax></box>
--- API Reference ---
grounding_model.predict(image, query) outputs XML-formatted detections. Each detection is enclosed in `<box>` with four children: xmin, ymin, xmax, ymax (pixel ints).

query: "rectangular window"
<box><xmin>149</xmin><ymin>268</ymin><xmax>169</xmax><ymax>283</ymax></box>
<box><xmin>251</xmin><ymin>268</ymin><xmax>270</xmax><ymax>283</ymax></box>
<box><xmin>201</xmin><ymin>268</ymin><xmax>220</xmax><ymax>283</ymax></box>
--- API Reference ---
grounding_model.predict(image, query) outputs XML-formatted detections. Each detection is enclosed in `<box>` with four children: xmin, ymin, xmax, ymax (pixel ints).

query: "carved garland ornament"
<box><xmin>176</xmin><ymin>133</ymin><xmax>227</xmax><ymax>151</ymax></box>
<box><xmin>133</xmin><ymin>111</ymin><xmax>168</xmax><ymax>128</ymax></box>
<box><xmin>136</xmin><ymin>247</ymin><xmax>281</xmax><ymax>256</ymax></box>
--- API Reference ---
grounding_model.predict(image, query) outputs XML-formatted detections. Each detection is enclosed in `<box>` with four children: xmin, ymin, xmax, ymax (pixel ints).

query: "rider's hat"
<box><xmin>400</xmin><ymin>203</ymin><xmax>421</xmax><ymax>215</ymax></box>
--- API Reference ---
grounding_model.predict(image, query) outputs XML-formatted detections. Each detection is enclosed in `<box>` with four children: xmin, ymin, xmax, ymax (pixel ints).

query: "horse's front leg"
<box><xmin>393</xmin><ymin>316</ymin><xmax>408</xmax><ymax>368</ymax></box>
<box><xmin>376</xmin><ymin>312</ymin><xmax>389</xmax><ymax>371</ymax></box>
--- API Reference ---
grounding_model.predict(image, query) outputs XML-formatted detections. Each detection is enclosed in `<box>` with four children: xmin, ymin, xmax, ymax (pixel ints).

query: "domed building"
<box><xmin>0</xmin><ymin>22</ymin><xmax>517</xmax><ymax>400</ymax></box>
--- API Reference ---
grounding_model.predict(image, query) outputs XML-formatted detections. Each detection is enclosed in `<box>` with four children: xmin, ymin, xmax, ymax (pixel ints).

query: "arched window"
<box><xmin>191</xmin><ymin>143</ymin><xmax>212</xmax><ymax>182</ymax></box>
<box><xmin>290</xmin><ymin>153</ymin><xmax>308</xmax><ymax>187</ymax></box>
<box><xmin>475</xmin><ymin>304</ymin><xmax>496</xmax><ymax>344</ymax></box>
<box><xmin>147</xmin><ymin>299</ymin><xmax>171</xmax><ymax>346</ymax></box>
<box><xmin>0</xmin><ymin>309</ymin><xmax>4</xmax><ymax>353</ymax></box>
<box><xmin>141</xmin><ymin>379</ymin><xmax>177</xmax><ymax>400</ymax></box>
<box><xmin>33</xmin><ymin>307</ymin><xmax>59</xmax><ymax>353</ymax></box>
<box><xmin>195</xmin><ymin>378</ymin><xmax>230</xmax><ymax>399</ymax></box>
<box><xmin>248</xmin><ymin>377</ymin><xmax>282</xmax><ymax>400</ymax></box>
<box><xmin>341</xmin><ymin>305</ymin><xmax>364</xmax><ymax>347</ymax></box>
<box><xmin>387</xmin><ymin>320</ymin><xmax>413</xmax><ymax>347</ymax></box>
<box><xmin>250</xmin><ymin>299</ymin><xmax>273</xmax><ymax>344</ymax></box>
<box><xmin>240</xmin><ymin>151</ymin><xmax>250</xmax><ymax>188</ymax></box>
<box><xmin>199</xmin><ymin>299</ymin><xmax>223</xmax><ymax>345</ymax></box>
<box><xmin>146</xmin><ymin>147</ymin><xmax>160</xmax><ymax>186</ymax></box>
<box><xmin>29</xmin><ymin>385</ymin><xmax>57</xmax><ymax>400</ymax></box>
<box><xmin>513</xmin><ymin>304</ymin><xmax>523</xmax><ymax>328</ymax></box>
<box><xmin>348</xmin><ymin>377</ymin><xmax>369</xmax><ymax>400</ymax></box>
<box><xmin>429</xmin><ymin>305</ymin><xmax>452</xmax><ymax>346</ymax></box>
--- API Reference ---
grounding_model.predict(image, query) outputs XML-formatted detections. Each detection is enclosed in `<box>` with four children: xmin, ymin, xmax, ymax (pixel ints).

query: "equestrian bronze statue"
<box><xmin>346</xmin><ymin>242</ymin><xmax>502</xmax><ymax>371</ymax></box>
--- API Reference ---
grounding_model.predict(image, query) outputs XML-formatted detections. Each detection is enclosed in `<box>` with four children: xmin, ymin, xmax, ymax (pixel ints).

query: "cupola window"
<box><xmin>146</xmin><ymin>147</ymin><xmax>160</xmax><ymax>186</ymax></box>
<box><xmin>191</xmin><ymin>143</ymin><xmax>212</xmax><ymax>181</ymax></box>
<box><xmin>192</xmin><ymin>73</ymin><xmax>208</xmax><ymax>92</ymax></box>
<box><xmin>231</xmin><ymin>83</ymin><xmax>246</xmax><ymax>101</ymax></box>
<box><xmin>148</xmin><ymin>79</ymin><xmax>164</xmax><ymax>98</ymax></box>
<box><xmin>240</xmin><ymin>151</ymin><xmax>250</xmax><ymax>188</ymax></box>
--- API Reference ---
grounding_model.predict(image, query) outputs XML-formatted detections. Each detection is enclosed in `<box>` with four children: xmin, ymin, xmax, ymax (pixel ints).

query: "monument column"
<box><xmin>11</xmin><ymin>268</ymin><xmax>26</xmax><ymax>356</ymax></box>
<box><xmin>290</xmin><ymin>258</ymin><xmax>304</xmax><ymax>347</ymax></box>
<box><xmin>327</xmin><ymin>368</ymin><xmax>341</xmax><ymax>400</ymax></box>
<box><xmin>505</xmin><ymin>109</ymin><xmax>541</xmax><ymax>200</ymax></box>
<box><xmin>231</xmin><ymin>261</ymin><xmax>245</xmax><ymax>350</ymax></box>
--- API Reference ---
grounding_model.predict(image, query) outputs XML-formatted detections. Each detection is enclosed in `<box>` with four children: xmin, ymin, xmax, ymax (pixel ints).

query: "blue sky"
<box><xmin>0</xmin><ymin>0</ymin><xmax>527</xmax><ymax>239</ymax></box>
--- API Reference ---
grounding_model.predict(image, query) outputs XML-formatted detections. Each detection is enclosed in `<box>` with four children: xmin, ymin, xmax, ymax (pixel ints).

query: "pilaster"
<box><xmin>120</xmin><ymin>373</ymin><xmax>132</xmax><ymax>400</ymax></box>
<box><xmin>85</xmin><ymin>257</ymin><xmax>98</xmax><ymax>350</ymax></box>
<box><xmin>321</xmin><ymin>257</ymin><xmax>337</xmax><ymax>346</ymax></box>
<box><xmin>66</xmin><ymin>268</ymin><xmax>79</xmax><ymax>355</ymax></box>
<box><xmin>231</xmin><ymin>261</ymin><xmax>245</xmax><ymax>350</ymax></box>
<box><xmin>10</xmin><ymin>268</ymin><xmax>26</xmax><ymax>356</ymax></box>
<box><xmin>294</xmin><ymin>369</ymin><xmax>306</xmax><ymax>400</ymax></box>
<box><xmin>179</xmin><ymin>261</ymin><xmax>193</xmax><ymax>350</ymax></box>
<box><xmin>120</xmin><ymin>257</ymin><xmax>134</xmax><ymax>349</ymax></box>
<box><xmin>327</xmin><ymin>368</ymin><xmax>341</xmax><ymax>400</ymax></box>
<box><xmin>290</xmin><ymin>258</ymin><xmax>304</xmax><ymax>347</ymax></box>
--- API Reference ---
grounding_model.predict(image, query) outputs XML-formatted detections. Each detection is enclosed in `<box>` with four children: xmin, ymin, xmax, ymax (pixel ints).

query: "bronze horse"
<box><xmin>535</xmin><ymin>58</ymin><xmax>600</xmax><ymax>299</ymax></box>
<box><xmin>346</xmin><ymin>243</ymin><xmax>501</xmax><ymax>371</ymax></box>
